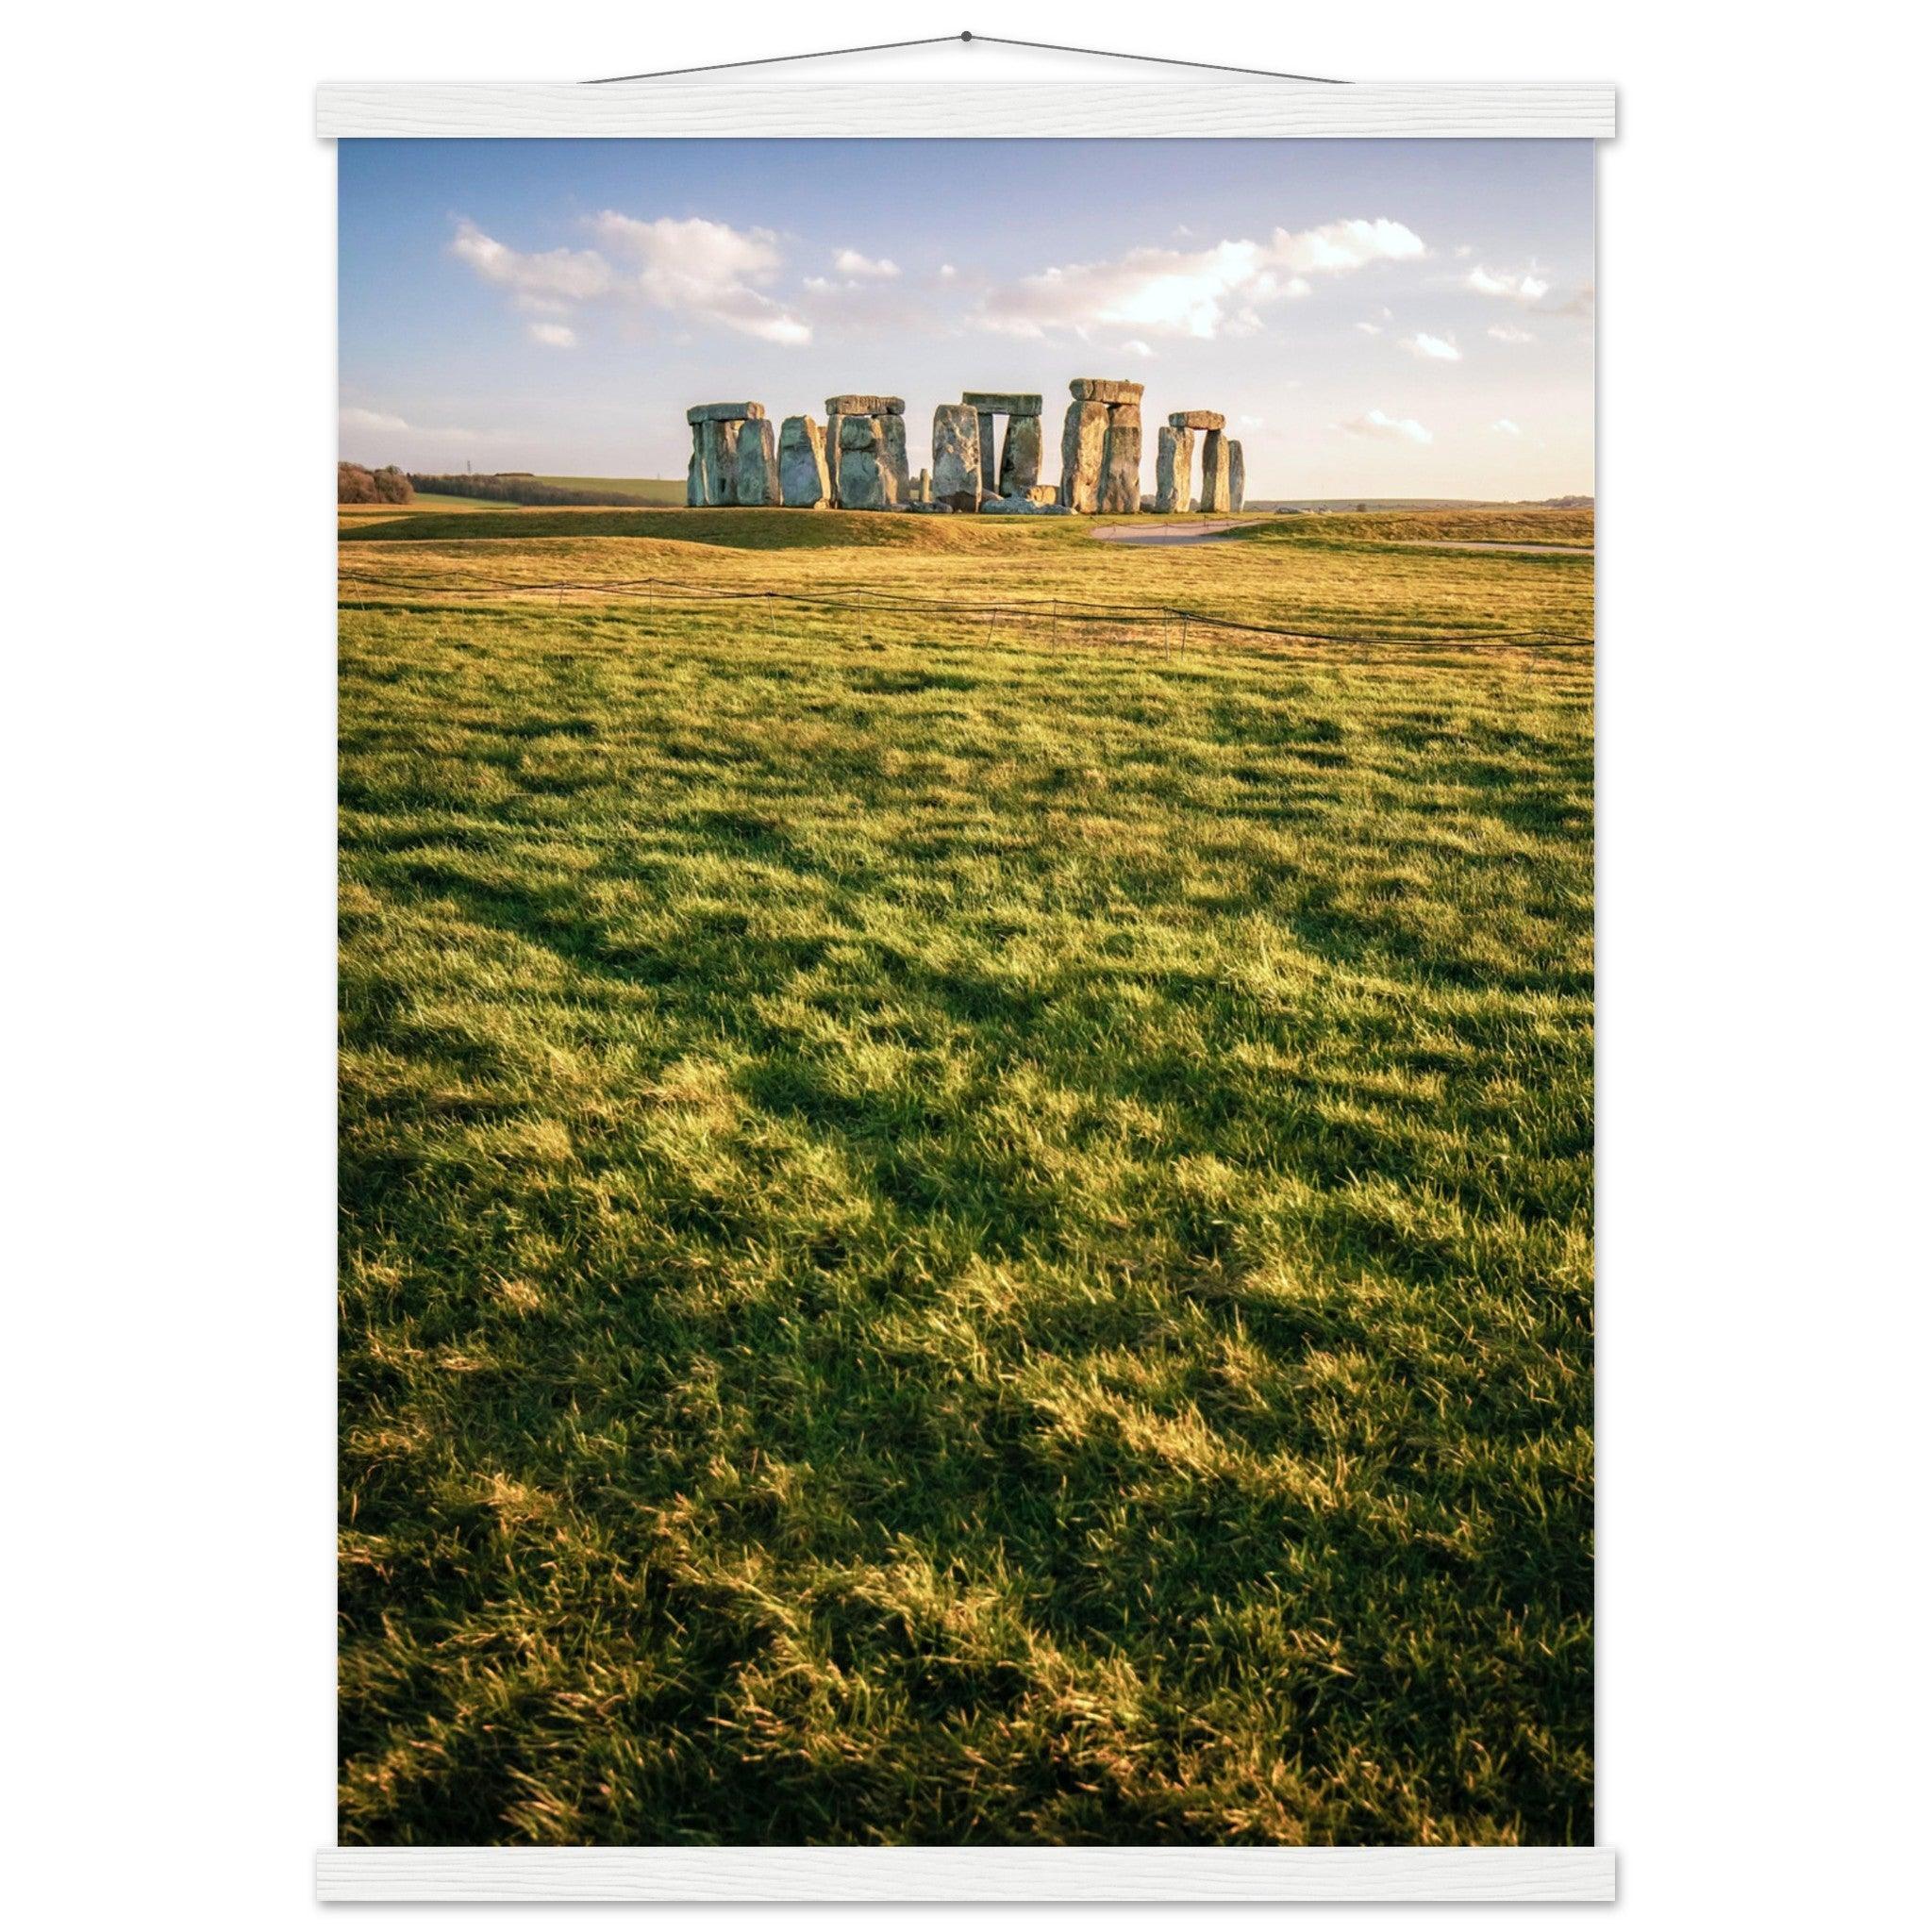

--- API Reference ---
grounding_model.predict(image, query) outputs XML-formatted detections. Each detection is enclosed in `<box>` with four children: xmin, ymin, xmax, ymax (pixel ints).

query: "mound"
<box><xmin>341</xmin><ymin>508</ymin><xmax>1091</xmax><ymax>553</ymax></box>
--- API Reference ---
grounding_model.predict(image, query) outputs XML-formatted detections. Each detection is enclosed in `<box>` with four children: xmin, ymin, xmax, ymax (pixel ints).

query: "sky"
<box><xmin>340</xmin><ymin>138</ymin><xmax>1594</xmax><ymax>500</ymax></box>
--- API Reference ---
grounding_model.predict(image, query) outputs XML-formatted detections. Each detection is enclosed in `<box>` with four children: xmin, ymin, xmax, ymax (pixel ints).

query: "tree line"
<box><xmin>403</xmin><ymin>474</ymin><xmax>650</xmax><ymax>508</ymax></box>
<box><xmin>338</xmin><ymin>462</ymin><xmax>414</xmax><ymax>505</ymax></box>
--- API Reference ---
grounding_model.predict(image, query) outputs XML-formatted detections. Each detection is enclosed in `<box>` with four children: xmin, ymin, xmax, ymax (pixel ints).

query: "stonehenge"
<box><xmin>826</xmin><ymin>394</ymin><xmax>908</xmax><ymax>510</ymax></box>
<box><xmin>684</xmin><ymin>401</ymin><xmax>765</xmax><ymax>507</ymax></box>
<box><xmin>1059</xmin><ymin>379</ymin><xmax>1143</xmax><ymax>513</ymax></box>
<box><xmin>680</xmin><ymin>381</ymin><xmax>1247</xmax><ymax>516</ymax></box>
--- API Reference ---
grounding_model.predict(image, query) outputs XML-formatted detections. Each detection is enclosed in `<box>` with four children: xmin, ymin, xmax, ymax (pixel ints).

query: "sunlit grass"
<box><xmin>339</xmin><ymin>509</ymin><xmax>1594</xmax><ymax>1846</ymax></box>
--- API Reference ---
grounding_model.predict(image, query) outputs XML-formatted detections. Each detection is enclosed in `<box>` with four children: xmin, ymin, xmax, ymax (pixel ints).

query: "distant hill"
<box><xmin>406</xmin><ymin>473</ymin><xmax>684</xmax><ymax>508</ymax></box>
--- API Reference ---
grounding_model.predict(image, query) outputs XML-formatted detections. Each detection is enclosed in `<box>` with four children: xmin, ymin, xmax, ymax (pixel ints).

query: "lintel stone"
<box><xmin>686</xmin><ymin>401</ymin><xmax>764</xmax><ymax>424</ymax></box>
<box><xmin>825</xmin><ymin>394</ymin><xmax>905</xmax><ymax>416</ymax></box>
<box><xmin>962</xmin><ymin>391</ymin><xmax>1043</xmax><ymax>416</ymax></box>
<box><xmin>1069</xmin><ymin>378</ymin><xmax>1145</xmax><ymax>405</ymax></box>
<box><xmin>1168</xmin><ymin>410</ymin><xmax>1225</xmax><ymax>432</ymax></box>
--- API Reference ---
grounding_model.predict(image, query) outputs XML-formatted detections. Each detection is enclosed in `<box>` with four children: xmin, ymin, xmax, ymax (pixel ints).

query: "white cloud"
<box><xmin>528</xmin><ymin>322</ymin><xmax>576</xmax><ymax>349</ymax></box>
<box><xmin>1407</xmin><ymin>331</ymin><xmax>1462</xmax><ymax>361</ymax></box>
<box><xmin>1121</xmin><ymin>338</ymin><xmax>1154</xmax><ymax>358</ymax></box>
<box><xmin>1339</xmin><ymin>408</ymin><xmax>1433</xmax><ymax>445</ymax></box>
<box><xmin>341</xmin><ymin>406</ymin><xmax>408</xmax><ymax>436</ymax></box>
<box><xmin>833</xmin><ymin>248</ymin><xmax>901</xmax><ymax>279</ymax></box>
<box><xmin>592</xmin><ymin>211</ymin><xmax>809</xmax><ymax>344</ymax></box>
<box><xmin>1491</xmin><ymin>418</ymin><xmax>1523</xmax><ymax>436</ymax></box>
<box><xmin>973</xmin><ymin>217</ymin><xmax>1425</xmax><ymax>341</ymax></box>
<box><xmin>1356</xmin><ymin>321</ymin><xmax>1383</xmax><ymax>335</ymax></box>
<box><xmin>450</xmin><ymin>219</ymin><xmax>612</xmax><ymax>312</ymax></box>
<box><xmin>939</xmin><ymin>262</ymin><xmax>958</xmax><ymax>279</ymax></box>
<box><xmin>1465</xmin><ymin>264</ymin><xmax>1551</xmax><ymax>306</ymax></box>
<box><xmin>1488</xmin><ymin>323</ymin><xmax>1537</xmax><ymax>344</ymax></box>
<box><xmin>1273</xmin><ymin>218</ymin><xmax>1426</xmax><ymax>276</ymax></box>
<box><xmin>339</xmin><ymin>405</ymin><xmax>499</xmax><ymax>464</ymax></box>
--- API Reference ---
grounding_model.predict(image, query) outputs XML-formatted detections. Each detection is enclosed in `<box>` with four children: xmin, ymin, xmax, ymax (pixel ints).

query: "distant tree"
<box><xmin>338</xmin><ymin>461</ymin><xmax>379</xmax><ymax>504</ymax></box>
<box><xmin>408</xmin><ymin>472</ymin><xmax>658</xmax><ymax>508</ymax></box>
<box><xmin>371</xmin><ymin>465</ymin><xmax>414</xmax><ymax>505</ymax></box>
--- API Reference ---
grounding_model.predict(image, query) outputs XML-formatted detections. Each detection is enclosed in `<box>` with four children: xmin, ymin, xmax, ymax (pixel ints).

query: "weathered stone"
<box><xmin>976</xmin><ymin>411</ymin><xmax>997</xmax><ymax>491</ymax></box>
<box><xmin>1168</xmin><ymin>410</ymin><xmax>1224</xmax><ymax>432</ymax></box>
<box><xmin>824</xmin><ymin>414</ymin><xmax>845</xmax><ymax>506</ymax></box>
<box><xmin>733</xmin><ymin>416</ymin><xmax>780</xmax><ymax>506</ymax></box>
<box><xmin>837</xmin><ymin>414</ymin><xmax>889</xmax><ymax>510</ymax></box>
<box><xmin>777</xmin><ymin>415</ymin><xmax>831</xmax><ymax>508</ymax></box>
<box><xmin>686</xmin><ymin>436</ymin><xmax>702</xmax><ymax>508</ymax></box>
<box><xmin>997</xmin><ymin>413</ymin><xmax>1043</xmax><ymax>494</ymax></box>
<box><xmin>1070</xmin><ymin>378</ymin><xmax>1144</xmax><ymax>405</ymax></box>
<box><xmin>1058</xmin><ymin>400</ymin><xmax>1109</xmax><ymax>512</ymax></box>
<box><xmin>1199</xmin><ymin>429</ymin><xmax>1231</xmax><ymax>513</ymax></box>
<box><xmin>1228</xmin><ymin>440</ymin><xmax>1246</xmax><ymax>512</ymax></box>
<box><xmin>1017</xmin><ymin>484</ymin><xmax>1058</xmax><ymax>506</ymax></box>
<box><xmin>686</xmin><ymin>401</ymin><xmax>764</xmax><ymax>425</ymax></box>
<box><xmin>916</xmin><ymin>468</ymin><xmax>931</xmax><ymax>505</ymax></box>
<box><xmin>694</xmin><ymin>417</ymin><xmax>743</xmax><ymax>505</ymax></box>
<box><xmin>880</xmin><ymin>413</ymin><xmax>911</xmax><ymax>506</ymax></box>
<box><xmin>1098</xmin><ymin>405</ymin><xmax>1142</xmax><ymax>514</ymax></box>
<box><xmin>981</xmin><ymin>495</ymin><xmax>1072</xmax><ymax>515</ymax></box>
<box><xmin>962</xmin><ymin>391</ymin><xmax>1043</xmax><ymax>416</ymax></box>
<box><xmin>825</xmin><ymin>394</ymin><xmax>904</xmax><ymax>417</ymax></box>
<box><xmin>930</xmin><ymin>404</ymin><xmax>983</xmax><ymax>513</ymax></box>
<box><xmin>1156</xmin><ymin>425</ymin><xmax>1195</xmax><ymax>514</ymax></box>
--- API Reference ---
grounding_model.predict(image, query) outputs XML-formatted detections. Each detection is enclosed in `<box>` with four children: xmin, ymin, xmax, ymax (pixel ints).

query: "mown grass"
<box><xmin>340</xmin><ymin>509</ymin><xmax>1594</xmax><ymax>1847</ymax></box>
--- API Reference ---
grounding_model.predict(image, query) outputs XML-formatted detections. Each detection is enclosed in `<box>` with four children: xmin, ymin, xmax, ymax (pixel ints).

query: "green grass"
<box><xmin>534</xmin><ymin>475</ymin><xmax>688</xmax><ymax>504</ymax></box>
<box><xmin>340</xmin><ymin>508</ymin><xmax>1594</xmax><ymax>1846</ymax></box>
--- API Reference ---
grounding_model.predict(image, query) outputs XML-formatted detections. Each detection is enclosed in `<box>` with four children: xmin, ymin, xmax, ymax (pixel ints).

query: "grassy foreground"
<box><xmin>340</xmin><ymin>508</ymin><xmax>1594</xmax><ymax>1845</ymax></box>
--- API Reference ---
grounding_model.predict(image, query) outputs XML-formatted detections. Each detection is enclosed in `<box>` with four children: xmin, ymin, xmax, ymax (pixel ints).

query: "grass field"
<box><xmin>536</xmin><ymin>475</ymin><xmax>688</xmax><ymax>504</ymax></box>
<box><xmin>339</xmin><ymin>506</ymin><xmax>1594</xmax><ymax>1846</ymax></box>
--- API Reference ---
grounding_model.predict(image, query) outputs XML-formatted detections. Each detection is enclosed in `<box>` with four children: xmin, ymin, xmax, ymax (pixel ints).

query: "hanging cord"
<box><xmin>585</xmin><ymin>31</ymin><xmax>1348</xmax><ymax>87</ymax></box>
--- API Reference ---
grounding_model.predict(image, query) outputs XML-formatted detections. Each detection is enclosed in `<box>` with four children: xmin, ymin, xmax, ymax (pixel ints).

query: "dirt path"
<box><xmin>1090</xmin><ymin>519</ymin><xmax>1245</xmax><ymax>547</ymax></box>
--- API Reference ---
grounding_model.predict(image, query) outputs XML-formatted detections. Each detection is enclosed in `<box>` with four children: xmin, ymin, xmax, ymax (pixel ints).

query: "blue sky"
<box><xmin>341</xmin><ymin>139</ymin><xmax>1593</xmax><ymax>498</ymax></box>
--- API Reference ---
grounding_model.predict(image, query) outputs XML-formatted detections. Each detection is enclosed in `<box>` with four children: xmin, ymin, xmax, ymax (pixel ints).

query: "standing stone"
<box><xmin>1058</xmin><ymin>401</ymin><xmax>1109</xmax><ymax>512</ymax></box>
<box><xmin>686</xmin><ymin>438</ymin><xmax>702</xmax><ymax>508</ymax></box>
<box><xmin>1228</xmin><ymin>440</ymin><xmax>1246</xmax><ymax>513</ymax></box>
<box><xmin>976</xmin><ymin>412</ymin><xmax>998</xmax><ymax>493</ymax></box>
<box><xmin>930</xmin><ymin>403</ymin><xmax>983</xmax><ymax>513</ymax></box>
<box><xmin>694</xmin><ymin>418</ymin><xmax>743</xmax><ymax>506</ymax></box>
<box><xmin>778</xmin><ymin>415</ymin><xmax>831</xmax><ymax>508</ymax></box>
<box><xmin>997</xmin><ymin>413</ymin><xmax>1043</xmax><ymax>494</ymax></box>
<box><xmin>837</xmin><ymin>414</ymin><xmax>889</xmax><ymax>510</ymax></box>
<box><xmin>1098</xmin><ymin>405</ymin><xmax>1142</xmax><ymax>514</ymax></box>
<box><xmin>1199</xmin><ymin>429</ymin><xmax>1232</xmax><ymax>513</ymax></box>
<box><xmin>881</xmin><ymin>413</ymin><xmax>911</xmax><ymax>507</ymax></box>
<box><xmin>824</xmin><ymin>414</ymin><xmax>845</xmax><ymax>507</ymax></box>
<box><xmin>734</xmin><ymin>416</ymin><xmax>780</xmax><ymax>506</ymax></box>
<box><xmin>1156</xmin><ymin>425</ymin><xmax>1195</xmax><ymax>514</ymax></box>
<box><xmin>916</xmin><ymin>467</ymin><xmax>931</xmax><ymax>505</ymax></box>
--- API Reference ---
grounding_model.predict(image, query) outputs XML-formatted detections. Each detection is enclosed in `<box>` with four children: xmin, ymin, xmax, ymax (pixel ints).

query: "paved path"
<box><xmin>1090</xmin><ymin>520</ymin><xmax>1245</xmax><ymax>547</ymax></box>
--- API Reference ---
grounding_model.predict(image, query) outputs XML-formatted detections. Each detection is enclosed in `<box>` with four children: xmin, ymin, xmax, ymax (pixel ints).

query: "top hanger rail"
<box><xmin>583</xmin><ymin>31</ymin><xmax>1350</xmax><ymax>89</ymax></box>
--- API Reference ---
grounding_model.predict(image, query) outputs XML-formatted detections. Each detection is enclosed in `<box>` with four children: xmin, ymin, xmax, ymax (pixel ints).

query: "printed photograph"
<box><xmin>338</xmin><ymin>135</ymin><xmax>1596</xmax><ymax>1846</ymax></box>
